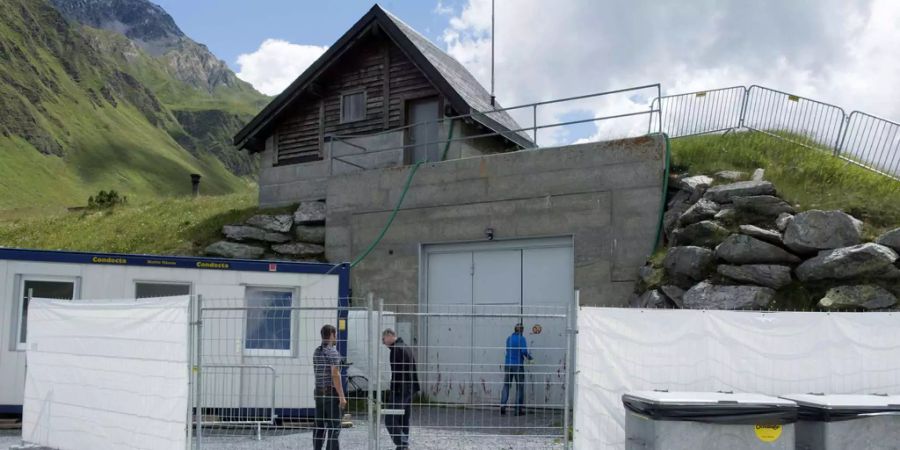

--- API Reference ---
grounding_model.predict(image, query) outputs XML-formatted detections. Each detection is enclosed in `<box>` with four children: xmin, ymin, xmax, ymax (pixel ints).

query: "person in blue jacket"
<box><xmin>500</xmin><ymin>323</ymin><xmax>533</xmax><ymax>416</ymax></box>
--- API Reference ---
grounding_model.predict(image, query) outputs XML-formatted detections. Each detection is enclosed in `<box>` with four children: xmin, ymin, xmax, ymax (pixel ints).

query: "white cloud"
<box><xmin>236</xmin><ymin>39</ymin><xmax>328</xmax><ymax>96</ymax></box>
<box><xmin>434</xmin><ymin>1</ymin><xmax>454</xmax><ymax>15</ymax></box>
<box><xmin>442</xmin><ymin>0</ymin><xmax>900</xmax><ymax>146</ymax></box>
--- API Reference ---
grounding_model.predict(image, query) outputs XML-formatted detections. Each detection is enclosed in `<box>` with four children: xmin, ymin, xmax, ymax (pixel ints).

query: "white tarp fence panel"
<box><xmin>23</xmin><ymin>296</ymin><xmax>190</xmax><ymax>450</ymax></box>
<box><xmin>574</xmin><ymin>307</ymin><xmax>900</xmax><ymax>450</ymax></box>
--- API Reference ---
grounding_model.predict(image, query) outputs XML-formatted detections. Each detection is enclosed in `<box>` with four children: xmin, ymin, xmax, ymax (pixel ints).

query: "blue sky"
<box><xmin>154</xmin><ymin>0</ymin><xmax>459</xmax><ymax>72</ymax></box>
<box><xmin>149</xmin><ymin>0</ymin><xmax>900</xmax><ymax>145</ymax></box>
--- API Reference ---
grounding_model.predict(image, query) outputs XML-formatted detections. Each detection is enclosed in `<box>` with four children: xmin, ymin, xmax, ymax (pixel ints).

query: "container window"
<box><xmin>244</xmin><ymin>288</ymin><xmax>294</xmax><ymax>356</ymax></box>
<box><xmin>18</xmin><ymin>279</ymin><xmax>76</xmax><ymax>348</ymax></box>
<box><xmin>135</xmin><ymin>282</ymin><xmax>191</xmax><ymax>299</ymax></box>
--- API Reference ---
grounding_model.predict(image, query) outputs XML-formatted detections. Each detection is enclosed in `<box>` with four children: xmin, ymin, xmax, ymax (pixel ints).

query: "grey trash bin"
<box><xmin>781</xmin><ymin>394</ymin><xmax>900</xmax><ymax>450</ymax></box>
<box><xmin>623</xmin><ymin>391</ymin><xmax>797</xmax><ymax>450</ymax></box>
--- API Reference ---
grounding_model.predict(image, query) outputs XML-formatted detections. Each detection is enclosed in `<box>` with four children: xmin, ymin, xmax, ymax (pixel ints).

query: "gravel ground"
<box><xmin>5</xmin><ymin>407</ymin><xmax>567</xmax><ymax>449</ymax></box>
<box><xmin>204</xmin><ymin>407</ymin><xmax>566</xmax><ymax>450</ymax></box>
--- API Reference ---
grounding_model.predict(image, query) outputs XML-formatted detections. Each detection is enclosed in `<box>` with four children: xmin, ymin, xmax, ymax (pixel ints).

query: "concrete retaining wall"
<box><xmin>326</xmin><ymin>134</ymin><xmax>666</xmax><ymax>307</ymax></box>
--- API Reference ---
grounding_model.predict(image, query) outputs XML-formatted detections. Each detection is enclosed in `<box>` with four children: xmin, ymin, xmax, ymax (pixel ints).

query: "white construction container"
<box><xmin>623</xmin><ymin>391</ymin><xmax>798</xmax><ymax>450</ymax></box>
<box><xmin>781</xmin><ymin>393</ymin><xmax>900</xmax><ymax>450</ymax></box>
<box><xmin>0</xmin><ymin>247</ymin><xmax>350</xmax><ymax>417</ymax></box>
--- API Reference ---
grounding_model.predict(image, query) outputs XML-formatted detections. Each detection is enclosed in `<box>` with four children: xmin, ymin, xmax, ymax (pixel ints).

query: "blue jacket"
<box><xmin>504</xmin><ymin>332</ymin><xmax>532</xmax><ymax>366</ymax></box>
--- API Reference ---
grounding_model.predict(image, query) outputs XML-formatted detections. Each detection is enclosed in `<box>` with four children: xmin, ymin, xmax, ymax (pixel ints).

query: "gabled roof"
<box><xmin>233</xmin><ymin>4</ymin><xmax>534</xmax><ymax>152</ymax></box>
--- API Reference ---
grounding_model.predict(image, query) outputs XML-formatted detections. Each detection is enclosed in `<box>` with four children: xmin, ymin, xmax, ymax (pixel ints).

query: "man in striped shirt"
<box><xmin>313</xmin><ymin>324</ymin><xmax>346</xmax><ymax>450</ymax></box>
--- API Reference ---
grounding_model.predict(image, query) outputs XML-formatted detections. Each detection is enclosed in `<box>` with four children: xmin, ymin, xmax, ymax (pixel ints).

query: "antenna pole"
<box><xmin>490</xmin><ymin>0</ymin><xmax>495</xmax><ymax>107</ymax></box>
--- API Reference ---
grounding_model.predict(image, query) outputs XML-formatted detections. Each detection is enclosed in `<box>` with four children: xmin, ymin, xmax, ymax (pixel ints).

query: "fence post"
<box><xmin>533</xmin><ymin>104</ymin><xmax>538</xmax><ymax>146</ymax></box>
<box><xmin>367</xmin><ymin>293</ymin><xmax>376</xmax><ymax>450</ymax></box>
<box><xmin>738</xmin><ymin>86</ymin><xmax>749</xmax><ymax>129</ymax></box>
<box><xmin>195</xmin><ymin>294</ymin><xmax>203</xmax><ymax>449</ymax></box>
<box><xmin>835</xmin><ymin>115</ymin><xmax>850</xmax><ymax>157</ymax></box>
<box><xmin>186</xmin><ymin>295</ymin><xmax>194</xmax><ymax>450</ymax></box>
<box><xmin>563</xmin><ymin>291</ymin><xmax>578</xmax><ymax>449</ymax></box>
<box><xmin>375</xmin><ymin>298</ymin><xmax>385</xmax><ymax>450</ymax></box>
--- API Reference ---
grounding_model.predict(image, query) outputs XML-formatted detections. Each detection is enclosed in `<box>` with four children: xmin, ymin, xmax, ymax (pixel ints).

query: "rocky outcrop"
<box><xmin>246</xmin><ymin>214</ymin><xmax>293</xmax><ymax>233</ymax></box>
<box><xmin>632</xmin><ymin>170</ymin><xmax>899</xmax><ymax>311</ymax></box>
<box><xmin>876</xmin><ymin>227</ymin><xmax>900</xmax><ymax>252</ymax></box>
<box><xmin>683</xmin><ymin>281</ymin><xmax>775</xmax><ymax>310</ymax></box>
<box><xmin>733</xmin><ymin>195</ymin><xmax>795</xmax><ymax>220</ymax></box>
<box><xmin>738</xmin><ymin>225</ymin><xmax>782</xmax><ymax>245</ymax></box>
<box><xmin>223</xmin><ymin>225</ymin><xmax>291</xmax><ymax>243</ymax></box>
<box><xmin>715</xmin><ymin>235</ymin><xmax>801</xmax><ymax>265</ymax></box>
<box><xmin>783</xmin><ymin>210</ymin><xmax>862</xmax><ymax>254</ymax></box>
<box><xmin>717</xmin><ymin>264</ymin><xmax>793</xmax><ymax>290</ymax></box>
<box><xmin>795</xmin><ymin>243</ymin><xmax>898</xmax><ymax>282</ymax></box>
<box><xmin>271</xmin><ymin>242</ymin><xmax>326</xmax><ymax>257</ymax></box>
<box><xmin>704</xmin><ymin>181</ymin><xmax>775</xmax><ymax>203</ymax></box>
<box><xmin>204</xmin><ymin>241</ymin><xmax>266</xmax><ymax>259</ymax></box>
<box><xmin>638</xmin><ymin>290</ymin><xmax>668</xmax><ymax>308</ymax></box>
<box><xmin>294</xmin><ymin>201</ymin><xmax>327</xmax><ymax>224</ymax></box>
<box><xmin>664</xmin><ymin>246</ymin><xmax>715</xmax><ymax>287</ymax></box>
<box><xmin>208</xmin><ymin>203</ymin><xmax>328</xmax><ymax>261</ymax></box>
<box><xmin>818</xmin><ymin>285</ymin><xmax>898</xmax><ymax>311</ymax></box>
<box><xmin>678</xmin><ymin>199</ymin><xmax>720</xmax><ymax>227</ymax></box>
<box><xmin>671</xmin><ymin>221</ymin><xmax>730</xmax><ymax>248</ymax></box>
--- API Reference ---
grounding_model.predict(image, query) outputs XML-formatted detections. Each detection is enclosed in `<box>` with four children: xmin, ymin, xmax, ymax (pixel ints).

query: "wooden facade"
<box><xmin>272</xmin><ymin>33</ymin><xmax>443</xmax><ymax>166</ymax></box>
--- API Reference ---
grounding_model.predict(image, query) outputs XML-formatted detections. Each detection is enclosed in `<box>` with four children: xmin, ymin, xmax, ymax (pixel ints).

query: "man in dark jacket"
<box><xmin>382</xmin><ymin>328</ymin><xmax>420</xmax><ymax>450</ymax></box>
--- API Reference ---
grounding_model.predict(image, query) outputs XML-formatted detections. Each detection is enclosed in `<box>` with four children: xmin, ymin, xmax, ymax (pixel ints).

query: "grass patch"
<box><xmin>671</xmin><ymin>131</ymin><xmax>900</xmax><ymax>236</ymax></box>
<box><xmin>0</xmin><ymin>191</ymin><xmax>261</xmax><ymax>256</ymax></box>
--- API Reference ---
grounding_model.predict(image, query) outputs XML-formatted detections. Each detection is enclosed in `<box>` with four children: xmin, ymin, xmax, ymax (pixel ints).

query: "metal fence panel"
<box><xmin>839</xmin><ymin>111</ymin><xmax>900</xmax><ymax>179</ymax></box>
<box><xmin>374</xmin><ymin>302</ymin><xmax>573</xmax><ymax>450</ymax></box>
<box><xmin>741</xmin><ymin>85</ymin><xmax>847</xmax><ymax>152</ymax></box>
<box><xmin>650</xmin><ymin>86</ymin><xmax>746</xmax><ymax>138</ymax></box>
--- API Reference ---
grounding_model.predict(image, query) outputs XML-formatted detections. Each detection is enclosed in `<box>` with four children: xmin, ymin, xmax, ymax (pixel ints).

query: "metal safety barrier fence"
<box><xmin>654</xmin><ymin>85</ymin><xmax>900</xmax><ymax>181</ymax></box>
<box><xmin>189</xmin><ymin>294</ymin><xmax>576</xmax><ymax>449</ymax></box>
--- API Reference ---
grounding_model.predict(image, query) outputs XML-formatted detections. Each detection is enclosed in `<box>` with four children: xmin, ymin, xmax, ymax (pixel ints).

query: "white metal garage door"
<box><xmin>421</xmin><ymin>237</ymin><xmax>574</xmax><ymax>408</ymax></box>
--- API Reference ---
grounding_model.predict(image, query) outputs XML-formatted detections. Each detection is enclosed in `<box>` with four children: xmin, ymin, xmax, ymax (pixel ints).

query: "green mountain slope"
<box><xmin>0</xmin><ymin>0</ymin><xmax>267</xmax><ymax>210</ymax></box>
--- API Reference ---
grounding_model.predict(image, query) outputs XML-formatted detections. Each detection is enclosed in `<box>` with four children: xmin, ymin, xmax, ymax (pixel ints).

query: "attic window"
<box><xmin>341</xmin><ymin>91</ymin><xmax>366</xmax><ymax>123</ymax></box>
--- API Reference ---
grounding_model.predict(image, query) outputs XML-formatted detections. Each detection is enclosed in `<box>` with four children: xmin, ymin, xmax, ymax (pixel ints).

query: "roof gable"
<box><xmin>233</xmin><ymin>4</ymin><xmax>533</xmax><ymax>151</ymax></box>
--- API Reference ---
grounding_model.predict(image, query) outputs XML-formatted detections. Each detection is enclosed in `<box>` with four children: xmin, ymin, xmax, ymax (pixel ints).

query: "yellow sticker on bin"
<box><xmin>754</xmin><ymin>424</ymin><xmax>782</xmax><ymax>442</ymax></box>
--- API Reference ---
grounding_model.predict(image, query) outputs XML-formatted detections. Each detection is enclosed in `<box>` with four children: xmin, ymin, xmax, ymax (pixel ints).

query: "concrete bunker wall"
<box><xmin>325</xmin><ymin>135</ymin><xmax>666</xmax><ymax>307</ymax></box>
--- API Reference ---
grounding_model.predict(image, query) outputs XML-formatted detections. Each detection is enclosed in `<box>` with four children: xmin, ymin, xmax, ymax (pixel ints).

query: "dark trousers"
<box><xmin>385</xmin><ymin>389</ymin><xmax>413</xmax><ymax>447</ymax></box>
<box><xmin>500</xmin><ymin>365</ymin><xmax>525</xmax><ymax>412</ymax></box>
<box><xmin>314</xmin><ymin>388</ymin><xmax>341</xmax><ymax>450</ymax></box>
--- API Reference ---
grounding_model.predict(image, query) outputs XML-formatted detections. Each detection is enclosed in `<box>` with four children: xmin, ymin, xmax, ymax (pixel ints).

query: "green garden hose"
<box><xmin>652</xmin><ymin>133</ymin><xmax>672</xmax><ymax>250</ymax></box>
<box><xmin>350</xmin><ymin>120</ymin><xmax>456</xmax><ymax>268</ymax></box>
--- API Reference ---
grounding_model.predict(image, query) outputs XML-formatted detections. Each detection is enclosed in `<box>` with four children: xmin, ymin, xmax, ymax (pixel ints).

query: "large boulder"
<box><xmin>782</xmin><ymin>210</ymin><xmax>862</xmax><ymax>254</ymax></box>
<box><xmin>876</xmin><ymin>227</ymin><xmax>900</xmax><ymax>252</ymax></box>
<box><xmin>639</xmin><ymin>265</ymin><xmax>665</xmax><ymax>289</ymax></box>
<box><xmin>775</xmin><ymin>213</ymin><xmax>793</xmax><ymax>232</ymax></box>
<box><xmin>796</xmin><ymin>243</ymin><xmax>899</xmax><ymax>282</ymax></box>
<box><xmin>714</xmin><ymin>170</ymin><xmax>746</xmax><ymax>182</ymax></box>
<box><xmin>715</xmin><ymin>234</ymin><xmax>801</xmax><ymax>265</ymax></box>
<box><xmin>818</xmin><ymin>285</ymin><xmax>898</xmax><ymax>311</ymax></box>
<box><xmin>294</xmin><ymin>201</ymin><xmax>326</xmax><ymax>224</ymax></box>
<box><xmin>664</xmin><ymin>202</ymin><xmax>691</xmax><ymax>241</ymax></box>
<box><xmin>738</xmin><ymin>225</ymin><xmax>783</xmax><ymax>245</ymax></box>
<box><xmin>671</xmin><ymin>220</ymin><xmax>730</xmax><ymax>248</ymax></box>
<box><xmin>683</xmin><ymin>281</ymin><xmax>775</xmax><ymax>310</ymax></box>
<box><xmin>717</xmin><ymin>264</ymin><xmax>793</xmax><ymax>290</ymax></box>
<box><xmin>673</xmin><ymin>175</ymin><xmax>714</xmax><ymax>195</ymax></box>
<box><xmin>294</xmin><ymin>225</ymin><xmax>326</xmax><ymax>244</ymax></box>
<box><xmin>751</xmin><ymin>168</ymin><xmax>765</xmax><ymax>181</ymax></box>
<box><xmin>733</xmin><ymin>195</ymin><xmax>795</xmax><ymax>219</ymax></box>
<box><xmin>678</xmin><ymin>198</ymin><xmax>720</xmax><ymax>226</ymax></box>
<box><xmin>704</xmin><ymin>181</ymin><xmax>775</xmax><ymax>203</ymax></box>
<box><xmin>660</xmin><ymin>285</ymin><xmax>685</xmax><ymax>308</ymax></box>
<box><xmin>246</xmin><ymin>214</ymin><xmax>293</xmax><ymax>233</ymax></box>
<box><xmin>638</xmin><ymin>290</ymin><xmax>668</xmax><ymax>308</ymax></box>
<box><xmin>223</xmin><ymin>225</ymin><xmax>291</xmax><ymax>243</ymax></box>
<box><xmin>663</xmin><ymin>246</ymin><xmax>715</xmax><ymax>287</ymax></box>
<box><xmin>205</xmin><ymin>241</ymin><xmax>266</xmax><ymax>259</ymax></box>
<box><xmin>271</xmin><ymin>242</ymin><xmax>326</xmax><ymax>257</ymax></box>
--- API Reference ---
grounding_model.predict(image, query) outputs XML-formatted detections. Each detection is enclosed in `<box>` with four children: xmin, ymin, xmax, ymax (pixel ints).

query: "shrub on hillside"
<box><xmin>88</xmin><ymin>190</ymin><xmax>127</xmax><ymax>209</ymax></box>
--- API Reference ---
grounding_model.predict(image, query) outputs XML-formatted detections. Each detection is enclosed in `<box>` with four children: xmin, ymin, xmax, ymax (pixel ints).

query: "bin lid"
<box><xmin>780</xmin><ymin>394</ymin><xmax>900</xmax><ymax>422</ymax></box>
<box><xmin>623</xmin><ymin>391</ymin><xmax>798</xmax><ymax>425</ymax></box>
